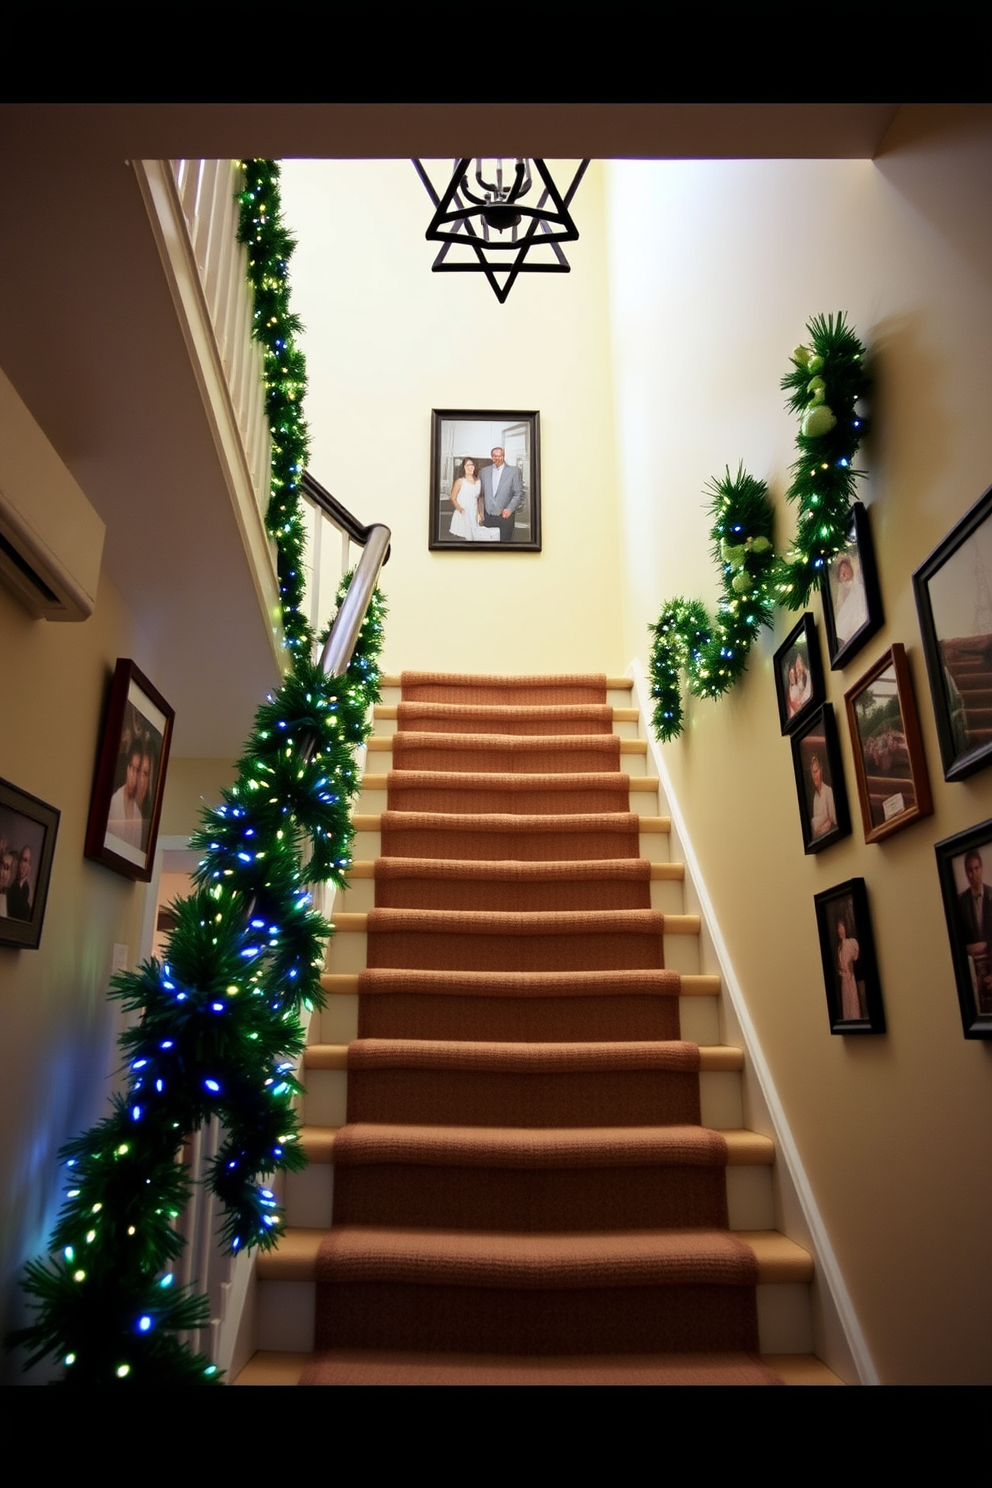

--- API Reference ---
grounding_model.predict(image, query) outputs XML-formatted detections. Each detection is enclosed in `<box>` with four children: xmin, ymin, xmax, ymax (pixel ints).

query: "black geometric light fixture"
<box><xmin>412</xmin><ymin>158</ymin><xmax>590</xmax><ymax>304</ymax></box>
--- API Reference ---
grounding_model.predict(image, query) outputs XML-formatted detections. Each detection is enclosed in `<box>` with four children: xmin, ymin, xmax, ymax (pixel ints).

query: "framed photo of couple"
<box><xmin>84</xmin><ymin>659</ymin><xmax>174</xmax><ymax>881</ymax></box>
<box><xmin>935</xmin><ymin>819</ymin><xmax>992</xmax><ymax>1040</ymax></box>
<box><xmin>429</xmin><ymin>409</ymin><xmax>541</xmax><ymax>552</ymax></box>
<box><xmin>773</xmin><ymin>613</ymin><xmax>825</xmax><ymax>735</ymax></box>
<box><xmin>0</xmin><ymin>777</ymin><xmax>60</xmax><ymax>950</ymax></box>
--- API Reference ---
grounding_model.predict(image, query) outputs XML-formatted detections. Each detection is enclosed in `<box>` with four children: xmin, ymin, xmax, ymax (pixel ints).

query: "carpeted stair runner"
<box><xmin>302</xmin><ymin>672</ymin><xmax>782</xmax><ymax>1384</ymax></box>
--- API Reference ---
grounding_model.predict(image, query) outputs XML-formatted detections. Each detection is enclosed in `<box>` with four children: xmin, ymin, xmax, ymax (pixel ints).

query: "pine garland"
<box><xmin>773</xmin><ymin>312</ymin><xmax>868</xmax><ymax>609</ymax></box>
<box><xmin>649</xmin><ymin>313</ymin><xmax>869</xmax><ymax>742</ymax></box>
<box><xmin>649</xmin><ymin>467</ymin><xmax>776</xmax><ymax>742</ymax></box>
<box><xmin>11</xmin><ymin>164</ymin><xmax>386</xmax><ymax>1384</ymax></box>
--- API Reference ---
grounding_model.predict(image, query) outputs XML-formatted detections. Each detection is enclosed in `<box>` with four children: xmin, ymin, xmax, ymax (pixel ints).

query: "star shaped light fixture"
<box><xmin>412</xmin><ymin>158</ymin><xmax>590</xmax><ymax>304</ymax></box>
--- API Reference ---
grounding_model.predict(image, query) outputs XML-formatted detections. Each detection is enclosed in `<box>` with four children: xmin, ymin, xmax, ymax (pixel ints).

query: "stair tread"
<box><xmin>305</xmin><ymin>1040</ymin><xmax>742</xmax><ymax>1072</ymax></box>
<box><xmin>257</xmin><ymin>1226</ymin><xmax>811</xmax><ymax>1284</ymax></box>
<box><xmin>361</xmin><ymin>770</ymin><xmax>657</xmax><ymax>791</ymax></box>
<box><xmin>380</xmin><ymin>674</ymin><xmax>633</xmax><ymax>691</ymax></box>
<box><xmin>345</xmin><ymin>857</ymin><xmax>683</xmax><ymax>881</ymax></box>
<box><xmin>353</xmin><ymin>810</ymin><xmax>670</xmax><ymax>831</ymax></box>
<box><xmin>236</xmin><ymin>1347</ymin><xmax>836</xmax><ymax>1386</ymax></box>
<box><xmin>319</xmin><ymin>970</ymin><xmax>720</xmax><ymax>995</ymax></box>
<box><xmin>332</xmin><ymin>908</ymin><xmax>699</xmax><ymax>932</ymax></box>
<box><xmin>299</xmin><ymin>1123</ymin><xmax>774</xmax><ymax>1167</ymax></box>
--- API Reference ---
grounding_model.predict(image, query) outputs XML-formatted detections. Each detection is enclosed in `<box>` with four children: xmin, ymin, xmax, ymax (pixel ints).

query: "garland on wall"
<box><xmin>11</xmin><ymin>163</ymin><xmax>386</xmax><ymax>1384</ymax></box>
<box><xmin>649</xmin><ymin>313</ymin><xmax>868</xmax><ymax>742</ymax></box>
<box><xmin>649</xmin><ymin>467</ymin><xmax>776</xmax><ymax>742</ymax></box>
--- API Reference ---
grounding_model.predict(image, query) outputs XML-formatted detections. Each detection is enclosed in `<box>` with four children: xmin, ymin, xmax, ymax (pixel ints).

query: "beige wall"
<box><xmin>607</xmin><ymin>106</ymin><xmax>992</xmax><ymax>1383</ymax></box>
<box><xmin>279</xmin><ymin>160</ymin><xmax>625</xmax><ymax>677</ymax></box>
<box><xmin>0</xmin><ymin>572</ymin><xmax>149</xmax><ymax>1378</ymax></box>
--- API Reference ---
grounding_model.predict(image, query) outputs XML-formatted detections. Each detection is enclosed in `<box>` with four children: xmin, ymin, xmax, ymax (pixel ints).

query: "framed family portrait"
<box><xmin>813</xmin><ymin>879</ymin><xmax>886</xmax><ymax>1034</ymax></box>
<box><xmin>84</xmin><ymin>659</ymin><xmax>174</xmax><ymax>881</ymax></box>
<box><xmin>0</xmin><ymin>778</ymin><xmax>60</xmax><ymax>950</ymax></box>
<box><xmin>844</xmin><ymin>644</ymin><xmax>932</xmax><ymax>845</ymax></box>
<box><xmin>774</xmin><ymin>612</ymin><xmax>825</xmax><ymax>735</ymax></box>
<box><xmin>790</xmin><ymin>705</ymin><xmax>851</xmax><ymax>855</ymax></box>
<box><xmin>934</xmin><ymin>819</ymin><xmax>992</xmax><ymax>1039</ymax></box>
<box><xmin>821</xmin><ymin>501</ymin><xmax>884</xmax><ymax>670</ymax></box>
<box><xmin>429</xmin><ymin>409</ymin><xmax>541</xmax><ymax>552</ymax></box>
<box><xmin>913</xmin><ymin>482</ymin><xmax>992</xmax><ymax>782</ymax></box>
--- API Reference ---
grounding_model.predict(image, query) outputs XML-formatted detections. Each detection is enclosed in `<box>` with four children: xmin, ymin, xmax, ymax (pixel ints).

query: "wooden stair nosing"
<box><xmin>379</xmin><ymin>676</ymin><xmax>635</xmax><ymax>692</ymax></box>
<box><xmin>358</xmin><ymin>772</ymin><xmax>659</xmax><ymax>792</ymax></box>
<box><xmin>304</xmin><ymin>1042</ymin><xmax>743</xmax><ymax>1072</ymax></box>
<box><xmin>329</xmin><ymin>910</ymin><xmax>701</xmax><ymax>934</ymax></box>
<box><xmin>320</xmin><ymin>971</ymin><xmax>722</xmax><ymax>995</ymax></box>
<box><xmin>256</xmin><ymin>1226</ymin><xmax>812</xmax><ymax>1285</ymax></box>
<box><xmin>342</xmin><ymin>859</ymin><xmax>684</xmax><ymax>882</ymax></box>
<box><xmin>351</xmin><ymin>813</ymin><xmax>672</xmax><ymax>832</ymax></box>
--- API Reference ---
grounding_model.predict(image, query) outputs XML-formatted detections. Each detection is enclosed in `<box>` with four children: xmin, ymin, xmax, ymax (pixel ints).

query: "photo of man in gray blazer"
<box><xmin>479</xmin><ymin>446</ymin><xmax>523</xmax><ymax>543</ymax></box>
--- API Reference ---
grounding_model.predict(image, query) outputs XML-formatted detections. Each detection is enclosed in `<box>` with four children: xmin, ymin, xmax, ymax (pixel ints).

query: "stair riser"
<box><xmin>327</xmin><ymin>931</ymin><xmax>700</xmax><ymax>976</ymax></box>
<box><xmin>369</xmin><ymin>747</ymin><xmax>647</xmax><ymax>776</ymax></box>
<box><xmin>301</xmin><ymin>1063</ymin><xmax>742</xmax><ymax>1130</ymax></box>
<box><xmin>337</xmin><ymin>878</ymin><xmax>682</xmax><ymax>914</ymax></box>
<box><xmin>358</xmin><ymin>787</ymin><xmax>652</xmax><ymax>815</ymax></box>
<box><xmin>318</xmin><ymin>991</ymin><xmax>719</xmax><ymax>1045</ymax></box>
<box><xmin>314</xmin><ymin>1282</ymin><xmax>760</xmax><ymax>1356</ymax></box>
<box><xmin>354</xmin><ymin>827</ymin><xmax>672</xmax><ymax>864</ymax></box>
<box><xmin>254</xmin><ymin>1273</ymin><xmax>810</xmax><ymax>1356</ymax></box>
<box><xmin>283</xmin><ymin>1154</ymin><xmax>776</xmax><ymax>1233</ymax></box>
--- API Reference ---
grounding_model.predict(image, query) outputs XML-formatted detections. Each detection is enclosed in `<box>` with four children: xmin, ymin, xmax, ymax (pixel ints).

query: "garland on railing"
<box><xmin>773</xmin><ymin>312</ymin><xmax>868</xmax><ymax>609</ymax></box>
<box><xmin>11</xmin><ymin>163</ymin><xmax>386</xmax><ymax>1384</ymax></box>
<box><xmin>649</xmin><ymin>467</ymin><xmax>776</xmax><ymax>742</ymax></box>
<box><xmin>649</xmin><ymin>314</ymin><xmax>868</xmax><ymax>742</ymax></box>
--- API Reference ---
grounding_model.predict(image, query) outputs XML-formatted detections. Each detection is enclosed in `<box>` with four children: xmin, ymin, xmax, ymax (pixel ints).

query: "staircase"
<box><xmin>239</xmin><ymin>673</ymin><xmax>838</xmax><ymax>1385</ymax></box>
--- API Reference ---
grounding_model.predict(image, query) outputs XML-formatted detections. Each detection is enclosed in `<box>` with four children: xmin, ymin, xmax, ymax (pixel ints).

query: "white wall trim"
<box><xmin>630</xmin><ymin>657</ymin><xmax>879</xmax><ymax>1385</ymax></box>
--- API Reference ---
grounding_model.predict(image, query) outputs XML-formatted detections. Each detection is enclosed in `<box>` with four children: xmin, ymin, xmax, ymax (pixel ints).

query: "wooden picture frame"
<box><xmin>934</xmin><ymin>819</ymin><xmax>992</xmax><ymax>1039</ymax></box>
<box><xmin>813</xmin><ymin>878</ymin><xmax>886</xmax><ymax>1034</ymax></box>
<box><xmin>821</xmin><ymin>501</ymin><xmax>884</xmax><ymax>670</ymax></box>
<box><xmin>774</xmin><ymin>612</ymin><xmax>825</xmax><ymax>736</ymax></box>
<box><xmin>913</xmin><ymin>482</ymin><xmax>992</xmax><ymax>782</ymax></box>
<box><xmin>429</xmin><ymin>409</ymin><xmax>541</xmax><ymax>552</ymax></box>
<box><xmin>790</xmin><ymin>705</ymin><xmax>851</xmax><ymax>855</ymax></box>
<box><xmin>844</xmin><ymin>644</ymin><xmax>932</xmax><ymax>844</ymax></box>
<box><xmin>0</xmin><ymin>778</ymin><xmax>60</xmax><ymax>950</ymax></box>
<box><xmin>84</xmin><ymin>658</ymin><xmax>174</xmax><ymax>882</ymax></box>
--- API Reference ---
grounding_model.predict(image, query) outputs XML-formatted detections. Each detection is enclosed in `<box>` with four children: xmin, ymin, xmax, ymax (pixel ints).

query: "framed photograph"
<box><xmin>913</xmin><ymin>482</ymin><xmax>992</xmax><ymax>782</ymax></box>
<box><xmin>429</xmin><ymin>409</ymin><xmax>541</xmax><ymax>551</ymax></box>
<box><xmin>845</xmin><ymin>644</ymin><xmax>933</xmax><ymax>845</ymax></box>
<box><xmin>0</xmin><ymin>779</ymin><xmax>60</xmax><ymax>950</ymax></box>
<box><xmin>813</xmin><ymin>878</ymin><xmax>886</xmax><ymax>1034</ymax></box>
<box><xmin>821</xmin><ymin>501</ymin><xmax>884</xmax><ymax>670</ymax></box>
<box><xmin>84</xmin><ymin>659</ymin><xmax>174</xmax><ymax>881</ymax></box>
<box><xmin>934</xmin><ymin>819</ymin><xmax>992</xmax><ymax>1038</ymax></box>
<box><xmin>774</xmin><ymin>612</ymin><xmax>825</xmax><ymax>735</ymax></box>
<box><xmin>790</xmin><ymin>705</ymin><xmax>851</xmax><ymax>854</ymax></box>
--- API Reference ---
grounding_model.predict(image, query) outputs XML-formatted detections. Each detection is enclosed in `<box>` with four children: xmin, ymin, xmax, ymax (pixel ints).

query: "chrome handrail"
<box><xmin>319</xmin><ymin>522</ymin><xmax>391</xmax><ymax>679</ymax></box>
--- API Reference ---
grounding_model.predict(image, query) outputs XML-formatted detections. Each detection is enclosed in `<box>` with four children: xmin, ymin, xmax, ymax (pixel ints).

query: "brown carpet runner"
<box><xmin>305</xmin><ymin>672</ymin><xmax>779</xmax><ymax>1384</ymax></box>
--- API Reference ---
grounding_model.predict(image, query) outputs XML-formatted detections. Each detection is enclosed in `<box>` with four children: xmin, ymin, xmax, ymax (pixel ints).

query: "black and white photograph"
<box><xmin>790</xmin><ymin>705</ymin><xmax>851</xmax><ymax>855</ymax></box>
<box><xmin>0</xmin><ymin>778</ymin><xmax>60</xmax><ymax>950</ymax></box>
<box><xmin>813</xmin><ymin>878</ymin><xmax>886</xmax><ymax>1034</ymax></box>
<box><xmin>429</xmin><ymin>409</ymin><xmax>541</xmax><ymax>552</ymax></box>
<box><xmin>935</xmin><ymin>820</ymin><xmax>992</xmax><ymax>1039</ymax></box>
<box><xmin>822</xmin><ymin>501</ymin><xmax>884</xmax><ymax>669</ymax></box>
<box><xmin>85</xmin><ymin>659</ymin><xmax>174</xmax><ymax>881</ymax></box>
<box><xmin>913</xmin><ymin>482</ymin><xmax>992</xmax><ymax>782</ymax></box>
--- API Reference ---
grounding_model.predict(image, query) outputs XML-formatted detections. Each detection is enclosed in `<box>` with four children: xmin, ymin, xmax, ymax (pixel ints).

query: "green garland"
<box><xmin>11</xmin><ymin>164</ymin><xmax>386</xmax><ymax>1384</ymax></box>
<box><xmin>649</xmin><ymin>313</ymin><xmax>868</xmax><ymax>742</ymax></box>
<box><xmin>773</xmin><ymin>311</ymin><xmax>869</xmax><ymax>609</ymax></box>
<box><xmin>649</xmin><ymin>467</ymin><xmax>776</xmax><ymax>742</ymax></box>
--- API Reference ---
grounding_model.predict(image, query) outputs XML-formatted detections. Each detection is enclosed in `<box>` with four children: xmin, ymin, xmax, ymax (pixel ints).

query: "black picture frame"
<box><xmin>935</xmin><ymin>818</ymin><xmax>992</xmax><ymax>1040</ymax></box>
<box><xmin>913</xmin><ymin>482</ymin><xmax>992</xmax><ymax>783</ymax></box>
<box><xmin>0</xmin><ymin>777</ymin><xmax>60</xmax><ymax>950</ymax></box>
<box><xmin>845</xmin><ymin>643</ymin><xmax>933</xmax><ymax>844</ymax></box>
<box><xmin>790</xmin><ymin>705</ymin><xmax>851</xmax><ymax>855</ymax></box>
<box><xmin>813</xmin><ymin>878</ymin><xmax>886</xmax><ymax>1035</ymax></box>
<box><xmin>821</xmin><ymin>501</ymin><xmax>884</xmax><ymax>670</ymax></box>
<box><xmin>429</xmin><ymin>409</ymin><xmax>541</xmax><ymax>552</ymax></box>
<box><xmin>774</xmin><ymin>612</ymin><xmax>825</xmax><ymax>735</ymax></box>
<box><xmin>84</xmin><ymin>658</ymin><xmax>174</xmax><ymax>882</ymax></box>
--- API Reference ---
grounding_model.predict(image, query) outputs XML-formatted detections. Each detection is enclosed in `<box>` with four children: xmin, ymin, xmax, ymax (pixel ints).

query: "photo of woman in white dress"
<box><xmin>448</xmin><ymin>458</ymin><xmax>499</xmax><ymax>543</ymax></box>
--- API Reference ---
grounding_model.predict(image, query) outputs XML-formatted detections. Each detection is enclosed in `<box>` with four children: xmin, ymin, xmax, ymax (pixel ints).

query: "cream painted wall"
<box><xmin>279</xmin><ymin>160</ymin><xmax>624</xmax><ymax>677</ymax></box>
<box><xmin>606</xmin><ymin>106</ymin><xmax>992</xmax><ymax>1383</ymax></box>
<box><xmin>0</xmin><ymin>573</ymin><xmax>149</xmax><ymax>1380</ymax></box>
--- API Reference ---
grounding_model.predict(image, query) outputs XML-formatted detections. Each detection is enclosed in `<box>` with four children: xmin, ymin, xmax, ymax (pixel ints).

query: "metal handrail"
<box><xmin>319</xmin><ymin>522</ymin><xmax>391</xmax><ymax>679</ymax></box>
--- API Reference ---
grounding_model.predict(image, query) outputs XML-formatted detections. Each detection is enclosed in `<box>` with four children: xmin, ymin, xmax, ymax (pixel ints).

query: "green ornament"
<box><xmin>807</xmin><ymin>353</ymin><xmax>824</xmax><ymax>372</ymax></box>
<box><xmin>801</xmin><ymin>403</ymin><xmax>837</xmax><ymax>438</ymax></box>
<box><xmin>732</xmin><ymin>572</ymin><xmax>752</xmax><ymax>595</ymax></box>
<box><xmin>751</xmin><ymin>536</ymin><xmax>771</xmax><ymax>554</ymax></box>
